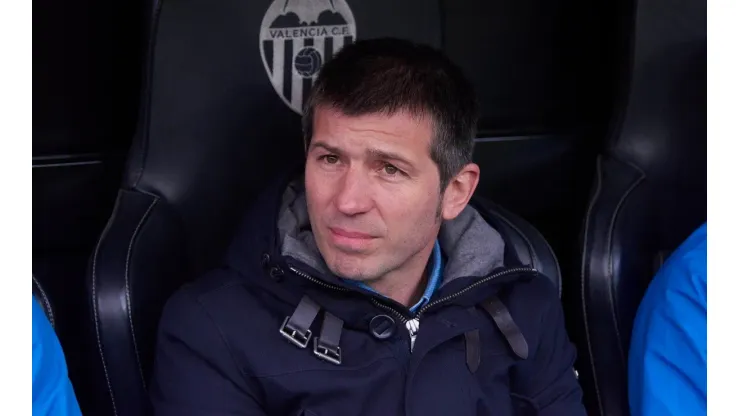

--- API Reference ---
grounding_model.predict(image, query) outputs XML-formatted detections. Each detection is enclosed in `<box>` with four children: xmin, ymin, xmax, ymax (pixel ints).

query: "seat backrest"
<box><xmin>577</xmin><ymin>0</ymin><xmax>706</xmax><ymax>412</ymax></box>
<box><xmin>33</xmin><ymin>0</ymin><xmax>147</xmax><ymax>412</ymax></box>
<box><xmin>83</xmin><ymin>1</ymin><xmax>600</xmax><ymax>415</ymax></box>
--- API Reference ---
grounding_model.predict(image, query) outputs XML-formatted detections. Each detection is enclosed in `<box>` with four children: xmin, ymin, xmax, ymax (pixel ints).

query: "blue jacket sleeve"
<box><xmin>149</xmin><ymin>288</ymin><xmax>268</xmax><ymax>416</ymax></box>
<box><xmin>32</xmin><ymin>297</ymin><xmax>82</xmax><ymax>416</ymax></box>
<box><xmin>628</xmin><ymin>224</ymin><xmax>707</xmax><ymax>416</ymax></box>
<box><xmin>510</xmin><ymin>289</ymin><xmax>586</xmax><ymax>415</ymax></box>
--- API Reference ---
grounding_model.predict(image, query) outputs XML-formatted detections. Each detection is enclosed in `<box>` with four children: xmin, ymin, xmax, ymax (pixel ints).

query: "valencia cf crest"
<box><xmin>259</xmin><ymin>0</ymin><xmax>357</xmax><ymax>114</ymax></box>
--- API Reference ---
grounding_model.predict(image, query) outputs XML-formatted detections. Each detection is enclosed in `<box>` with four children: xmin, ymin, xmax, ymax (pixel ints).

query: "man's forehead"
<box><xmin>313</xmin><ymin>106</ymin><xmax>433</xmax><ymax>146</ymax></box>
<box><xmin>316</xmin><ymin>105</ymin><xmax>430</xmax><ymax>127</ymax></box>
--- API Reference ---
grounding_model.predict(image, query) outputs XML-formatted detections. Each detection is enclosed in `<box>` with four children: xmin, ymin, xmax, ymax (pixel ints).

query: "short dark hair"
<box><xmin>302</xmin><ymin>37</ymin><xmax>479</xmax><ymax>188</ymax></box>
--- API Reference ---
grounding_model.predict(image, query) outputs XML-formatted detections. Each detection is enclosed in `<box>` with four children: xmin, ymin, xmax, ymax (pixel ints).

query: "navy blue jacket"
<box><xmin>150</xmin><ymin>174</ymin><xmax>585</xmax><ymax>416</ymax></box>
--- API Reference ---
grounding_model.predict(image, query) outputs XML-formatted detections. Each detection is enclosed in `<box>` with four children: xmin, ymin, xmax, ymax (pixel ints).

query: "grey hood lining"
<box><xmin>277</xmin><ymin>180</ymin><xmax>505</xmax><ymax>286</ymax></box>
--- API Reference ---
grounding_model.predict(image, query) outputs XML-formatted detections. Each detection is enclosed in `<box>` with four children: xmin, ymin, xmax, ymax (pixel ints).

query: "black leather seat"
<box><xmin>85</xmin><ymin>1</ymin><xmax>562</xmax><ymax>415</ymax></box>
<box><xmin>576</xmin><ymin>0</ymin><xmax>706</xmax><ymax>413</ymax></box>
<box><xmin>33</xmin><ymin>275</ymin><xmax>55</xmax><ymax>327</ymax></box>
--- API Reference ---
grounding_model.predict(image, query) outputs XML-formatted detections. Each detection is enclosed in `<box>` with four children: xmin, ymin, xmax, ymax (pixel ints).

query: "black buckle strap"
<box><xmin>313</xmin><ymin>311</ymin><xmax>343</xmax><ymax>365</ymax></box>
<box><xmin>481</xmin><ymin>295</ymin><xmax>529</xmax><ymax>360</ymax></box>
<box><xmin>280</xmin><ymin>295</ymin><xmax>321</xmax><ymax>349</ymax></box>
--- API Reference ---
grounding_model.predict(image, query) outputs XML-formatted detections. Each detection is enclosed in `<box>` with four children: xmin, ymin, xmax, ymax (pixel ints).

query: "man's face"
<box><xmin>304</xmin><ymin>107</ymin><xmax>444</xmax><ymax>283</ymax></box>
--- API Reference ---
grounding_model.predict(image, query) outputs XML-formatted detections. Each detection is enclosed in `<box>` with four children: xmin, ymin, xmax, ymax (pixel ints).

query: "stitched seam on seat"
<box><xmin>125</xmin><ymin>197</ymin><xmax>159</xmax><ymax>391</ymax></box>
<box><xmin>605</xmin><ymin>158</ymin><xmax>646</xmax><ymax>364</ymax></box>
<box><xmin>491</xmin><ymin>204</ymin><xmax>560</xmax><ymax>296</ymax></box>
<box><xmin>32</xmin><ymin>274</ymin><xmax>55</xmax><ymax>329</ymax></box>
<box><xmin>540</xmin><ymin>227</ymin><xmax>562</xmax><ymax>297</ymax></box>
<box><xmin>491</xmin><ymin>210</ymin><xmax>539</xmax><ymax>268</ymax></box>
<box><xmin>91</xmin><ymin>195</ymin><xmax>123</xmax><ymax>416</ymax></box>
<box><xmin>580</xmin><ymin>156</ymin><xmax>605</xmax><ymax>415</ymax></box>
<box><xmin>580</xmin><ymin>156</ymin><xmax>646</xmax><ymax>415</ymax></box>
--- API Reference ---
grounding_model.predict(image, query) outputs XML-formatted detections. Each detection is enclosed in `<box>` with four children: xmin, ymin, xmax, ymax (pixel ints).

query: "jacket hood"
<box><xmin>276</xmin><ymin>179</ymin><xmax>506</xmax><ymax>287</ymax></box>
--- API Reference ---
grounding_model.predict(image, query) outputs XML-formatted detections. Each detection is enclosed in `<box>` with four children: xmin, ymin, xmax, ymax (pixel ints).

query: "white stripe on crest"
<box><xmin>290</xmin><ymin>45</ymin><xmax>302</xmax><ymax>110</ymax></box>
<box><xmin>271</xmin><ymin>39</ymin><xmax>285</xmax><ymax>92</ymax></box>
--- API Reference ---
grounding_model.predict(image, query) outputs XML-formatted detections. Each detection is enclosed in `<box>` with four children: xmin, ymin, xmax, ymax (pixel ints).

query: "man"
<box><xmin>32</xmin><ymin>296</ymin><xmax>82</xmax><ymax>416</ymax></box>
<box><xmin>150</xmin><ymin>38</ymin><xmax>585</xmax><ymax>415</ymax></box>
<box><xmin>629</xmin><ymin>222</ymin><xmax>707</xmax><ymax>415</ymax></box>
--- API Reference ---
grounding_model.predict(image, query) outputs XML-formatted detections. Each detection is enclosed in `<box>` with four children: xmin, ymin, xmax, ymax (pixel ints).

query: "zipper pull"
<box><xmin>405</xmin><ymin>318</ymin><xmax>420</xmax><ymax>352</ymax></box>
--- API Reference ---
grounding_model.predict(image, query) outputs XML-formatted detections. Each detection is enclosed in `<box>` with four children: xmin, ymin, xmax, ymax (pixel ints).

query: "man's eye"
<box><xmin>383</xmin><ymin>163</ymin><xmax>400</xmax><ymax>175</ymax></box>
<box><xmin>320</xmin><ymin>155</ymin><xmax>339</xmax><ymax>164</ymax></box>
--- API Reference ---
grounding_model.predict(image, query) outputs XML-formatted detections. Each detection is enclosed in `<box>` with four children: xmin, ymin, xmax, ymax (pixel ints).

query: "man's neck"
<box><xmin>365</xmin><ymin>242</ymin><xmax>436</xmax><ymax>308</ymax></box>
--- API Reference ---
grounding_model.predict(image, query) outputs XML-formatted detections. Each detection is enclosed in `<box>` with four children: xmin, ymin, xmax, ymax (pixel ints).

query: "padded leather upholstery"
<box><xmin>89</xmin><ymin>190</ymin><xmax>186</xmax><ymax>416</ymax></box>
<box><xmin>87</xmin><ymin>1</ymin><xmax>562</xmax><ymax>415</ymax></box>
<box><xmin>474</xmin><ymin>197</ymin><xmax>561</xmax><ymax>295</ymax></box>
<box><xmin>577</xmin><ymin>0</ymin><xmax>706</xmax><ymax>413</ymax></box>
<box><xmin>33</xmin><ymin>275</ymin><xmax>55</xmax><ymax>328</ymax></box>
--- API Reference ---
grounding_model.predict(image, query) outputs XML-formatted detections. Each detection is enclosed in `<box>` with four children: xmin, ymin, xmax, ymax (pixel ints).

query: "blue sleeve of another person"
<box><xmin>32</xmin><ymin>296</ymin><xmax>82</xmax><ymax>416</ymax></box>
<box><xmin>628</xmin><ymin>223</ymin><xmax>707</xmax><ymax>416</ymax></box>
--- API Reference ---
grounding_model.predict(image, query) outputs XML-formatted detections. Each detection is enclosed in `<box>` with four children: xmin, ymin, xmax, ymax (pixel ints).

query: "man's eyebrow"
<box><xmin>309</xmin><ymin>141</ymin><xmax>343</xmax><ymax>155</ymax></box>
<box><xmin>366</xmin><ymin>148</ymin><xmax>414</xmax><ymax>167</ymax></box>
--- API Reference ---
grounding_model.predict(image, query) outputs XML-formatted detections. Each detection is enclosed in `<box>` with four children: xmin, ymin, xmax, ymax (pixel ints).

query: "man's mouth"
<box><xmin>329</xmin><ymin>227</ymin><xmax>375</xmax><ymax>240</ymax></box>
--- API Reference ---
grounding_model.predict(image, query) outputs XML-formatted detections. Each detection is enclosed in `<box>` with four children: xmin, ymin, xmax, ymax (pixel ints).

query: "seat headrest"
<box><xmin>126</xmin><ymin>0</ymin><xmax>444</xmax><ymax>200</ymax></box>
<box><xmin>609</xmin><ymin>0</ymin><xmax>706</xmax><ymax>180</ymax></box>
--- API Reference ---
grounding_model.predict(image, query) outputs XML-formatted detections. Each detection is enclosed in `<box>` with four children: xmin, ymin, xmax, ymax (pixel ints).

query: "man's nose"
<box><xmin>334</xmin><ymin>167</ymin><xmax>373</xmax><ymax>216</ymax></box>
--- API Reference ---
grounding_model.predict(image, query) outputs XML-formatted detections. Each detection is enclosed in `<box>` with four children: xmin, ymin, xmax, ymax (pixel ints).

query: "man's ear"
<box><xmin>441</xmin><ymin>163</ymin><xmax>480</xmax><ymax>221</ymax></box>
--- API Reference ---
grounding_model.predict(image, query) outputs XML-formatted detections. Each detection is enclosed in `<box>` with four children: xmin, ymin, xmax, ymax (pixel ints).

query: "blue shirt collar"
<box><xmin>343</xmin><ymin>240</ymin><xmax>443</xmax><ymax>313</ymax></box>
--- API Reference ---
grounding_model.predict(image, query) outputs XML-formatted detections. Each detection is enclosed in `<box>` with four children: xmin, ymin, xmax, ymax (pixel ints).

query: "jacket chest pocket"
<box><xmin>294</xmin><ymin>410</ymin><xmax>320</xmax><ymax>416</ymax></box>
<box><xmin>458</xmin><ymin>332</ymin><xmax>517</xmax><ymax>391</ymax></box>
<box><xmin>406</xmin><ymin>333</ymin><xmax>517</xmax><ymax>416</ymax></box>
<box><xmin>449</xmin><ymin>321</ymin><xmax>518</xmax><ymax>371</ymax></box>
<box><xmin>434</xmin><ymin>325</ymin><xmax>522</xmax><ymax>415</ymax></box>
<box><xmin>460</xmin><ymin>340</ymin><xmax>520</xmax><ymax>416</ymax></box>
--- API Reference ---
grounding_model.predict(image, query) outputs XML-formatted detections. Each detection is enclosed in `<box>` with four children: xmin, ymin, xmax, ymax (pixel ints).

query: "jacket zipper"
<box><xmin>288</xmin><ymin>266</ymin><xmax>350</xmax><ymax>292</ymax></box>
<box><xmin>289</xmin><ymin>265</ymin><xmax>537</xmax><ymax>352</ymax></box>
